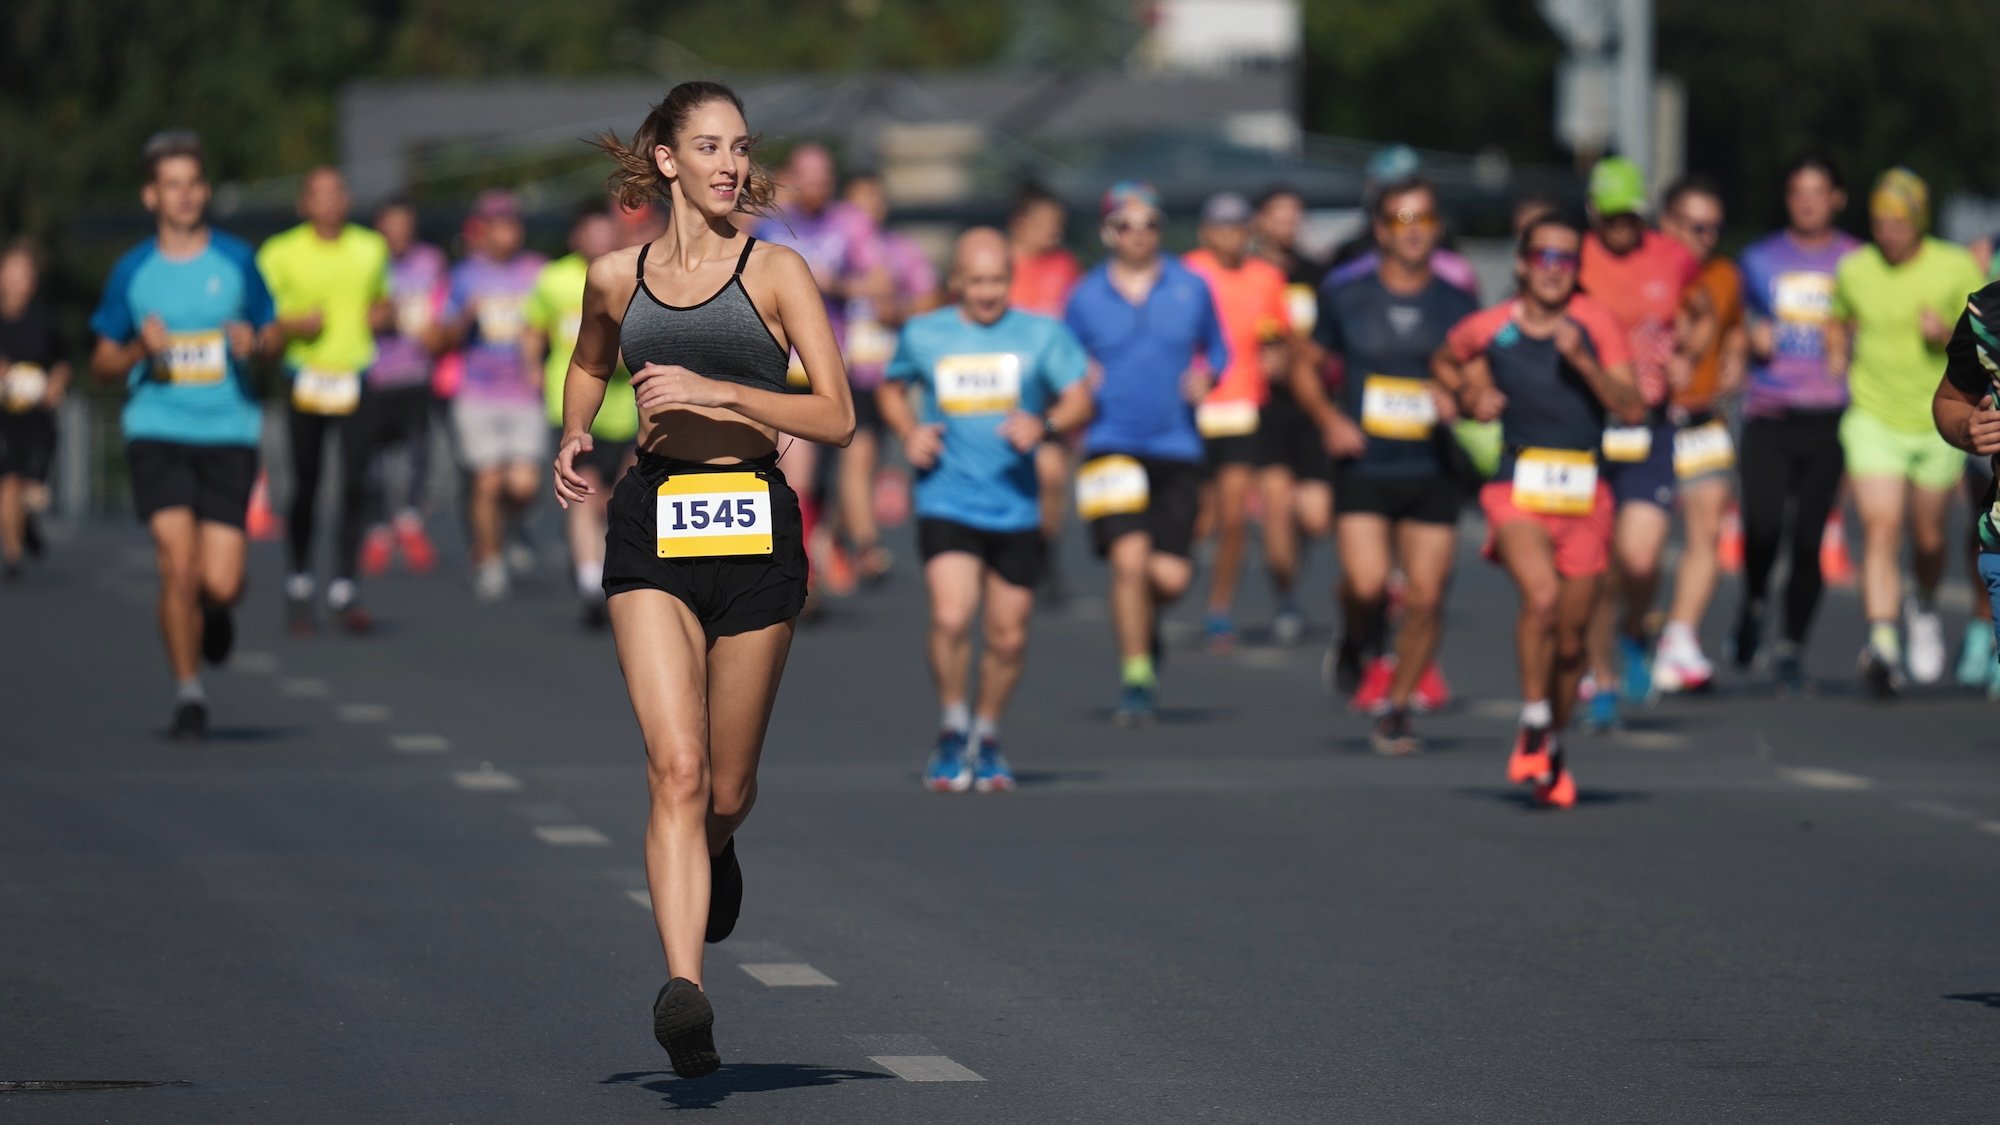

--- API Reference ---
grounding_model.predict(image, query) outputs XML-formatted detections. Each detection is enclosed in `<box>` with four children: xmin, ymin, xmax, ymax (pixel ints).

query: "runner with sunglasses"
<box><xmin>1435</xmin><ymin>213</ymin><xmax>1643</xmax><ymax>807</ymax></box>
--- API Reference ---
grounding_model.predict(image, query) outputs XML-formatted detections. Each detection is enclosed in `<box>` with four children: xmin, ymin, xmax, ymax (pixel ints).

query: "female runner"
<box><xmin>555</xmin><ymin>81</ymin><xmax>854</xmax><ymax>1078</ymax></box>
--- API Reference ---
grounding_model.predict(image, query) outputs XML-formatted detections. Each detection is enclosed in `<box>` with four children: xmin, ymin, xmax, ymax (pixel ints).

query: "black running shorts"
<box><xmin>918</xmin><ymin>517</ymin><xmax>1046</xmax><ymax>589</ymax></box>
<box><xmin>1332</xmin><ymin>464</ymin><xmax>1463</xmax><ymax>526</ymax></box>
<box><xmin>1082</xmin><ymin>453</ymin><xmax>1204</xmax><ymax>560</ymax></box>
<box><xmin>603</xmin><ymin>451</ymin><xmax>809</xmax><ymax>638</ymax></box>
<box><xmin>127</xmin><ymin>439</ymin><xmax>259</xmax><ymax>528</ymax></box>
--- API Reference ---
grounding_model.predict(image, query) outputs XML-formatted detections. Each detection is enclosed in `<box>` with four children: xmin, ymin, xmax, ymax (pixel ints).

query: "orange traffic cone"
<box><xmin>246</xmin><ymin>470</ymin><xmax>281</xmax><ymax>541</ymax></box>
<box><xmin>1822</xmin><ymin>510</ymin><xmax>1855</xmax><ymax>588</ymax></box>
<box><xmin>1719</xmin><ymin>503</ymin><xmax>1744</xmax><ymax>574</ymax></box>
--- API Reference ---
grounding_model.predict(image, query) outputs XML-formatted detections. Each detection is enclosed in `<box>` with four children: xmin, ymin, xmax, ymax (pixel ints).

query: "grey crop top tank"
<box><xmin>618</xmin><ymin>236</ymin><xmax>795</xmax><ymax>393</ymax></box>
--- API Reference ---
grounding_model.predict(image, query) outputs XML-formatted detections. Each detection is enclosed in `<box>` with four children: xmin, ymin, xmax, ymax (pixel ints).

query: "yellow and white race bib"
<box><xmin>1196</xmin><ymin>399</ymin><xmax>1260</xmax><ymax>439</ymax></box>
<box><xmin>935</xmin><ymin>353</ymin><xmax>1022</xmax><ymax>416</ymax></box>
<box><xmin>1773</xmin><ymin>272</ymin><xmax>1834</xmax><ymax>326</ymax></box>
<box><xmin>1076</xmin><ymin>455</ymin><xmax>1150</xmax><ymax>521</ymax></box>
<box><xmin>1512</xmin><ymin>447</ymin><xmax>1598</xmax><ymax>516</ymax></box>
<box><xmin>786</xmin><ymin>350</ymin><xmax>810</xmax><ymax>388</ymax></box>
<box><xmin>1360</xmin><ymin>375</ymin><xmax>1436</xmax><ymax>440</ymax></box>
<box><xmin>1673</xmin><ymin>420</ymin><xmax>1735</xmax><ymax>480</ymax></box>
<box><xmin>558</xmin><ymin>310</ymin><xmax>583</xmax><ymax>349</ymax></box>
<box><xmin>1601</xmin><ymin>425</ymin><xmax>1653</xmax><ymax>464</ymax></box>
<box><xmin>4</xmin><ymin>363</ymin><xmax>48</xmax><ymax>413</ymax></box>
<box><xmin>846</xmin><ymin>319</ymin><xmax>898</xmax><ymax>368</ymax></box>
<box><xmin>396</xmin><ymin>293</ymin><xmax>433</xmax><ymax>339</ymax></box>
<box><xmin>162</xmin><ymin>331</ymin><xmax>227</xmax><ymax>386</ymax></box>
<box><xmin>656</xmin><ymin>472</ymin><xmax>774</xmax><ymax>559</ymax></box>
<box><xmin>292</xmin><ymin>367</ymin><xmax>362</xmax><ymax>416</ymax></box>
<box><xmin>1285</xmin><ymin>283</ymin><xmax>1317</xmax><ymax>337</ymax></box>
<box><xmin>476</xmin><ymin>297</ymin><xmax>525</xmax><ymax>346</ymax></box>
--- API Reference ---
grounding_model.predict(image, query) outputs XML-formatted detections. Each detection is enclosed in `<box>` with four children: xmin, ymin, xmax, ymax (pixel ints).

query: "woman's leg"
<box><xmin>704</xmin><ymin>619</ymin><xmax>796</xmax><ymax>853</ymax></box>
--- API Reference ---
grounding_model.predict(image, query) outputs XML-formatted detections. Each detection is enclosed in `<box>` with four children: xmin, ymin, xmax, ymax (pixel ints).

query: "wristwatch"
<box><xmin>1043</xmin><ymin>415</ymin><xmax>1062</xmax><ymax>440</ymax></box>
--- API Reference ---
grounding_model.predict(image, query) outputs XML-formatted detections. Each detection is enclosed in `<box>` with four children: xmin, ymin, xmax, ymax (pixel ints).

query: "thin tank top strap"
<box><xmin>733</xmin><ymin>236</ymin><xmax>756</xmax><ymax>276</ymax></box>
<box><xmin>635</xmin><ymin>241</ymin><xmax>650</xmax><ymax>280</ymax></box>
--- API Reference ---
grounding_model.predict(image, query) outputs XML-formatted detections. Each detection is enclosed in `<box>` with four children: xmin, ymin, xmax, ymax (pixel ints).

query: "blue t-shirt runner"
<box><xmin>1064</xmin><ymin>256</ymin><xmax>1228</xmax><ymax>465</ymax></box>
<box><xmin>886</xmin><ymin>307</ymin><xmax>1088</xmax><ymax>534</ymax></box>
<box><xmin>92</xmin><ymin>232</ymin><xmax>274</xmax><ymax>449</ymax></box>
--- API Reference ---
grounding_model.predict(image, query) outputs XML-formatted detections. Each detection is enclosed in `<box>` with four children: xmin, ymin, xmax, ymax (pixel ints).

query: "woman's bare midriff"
<box><xmin>637</xmin><ymin>405</ymin><xmax>780</xmax><ymax>464</ymax></box>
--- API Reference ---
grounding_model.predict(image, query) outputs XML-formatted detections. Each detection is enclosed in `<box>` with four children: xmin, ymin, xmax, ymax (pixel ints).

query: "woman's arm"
<box><xmin>553</xmin><ymin>256</ymin><xmax>624</xmax><ymax>507</ymax></box>
<box><xmin>632</xmin><ymin>245</ymin><xmax>856</xmax><ymax>447</ymax></box>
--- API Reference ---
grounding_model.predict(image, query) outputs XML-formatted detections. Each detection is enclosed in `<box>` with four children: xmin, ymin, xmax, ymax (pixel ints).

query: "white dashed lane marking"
<box><xmin>1901</xmin><ymin>799</ymin><xmax>1976</xmax><ymax>822</ymax></box>
<box><xmin>1776</xmin><ymin>767</ymin><xmax>1875</xmax><ymax>791</ymax></box>
<box><xmin>1978</xmin><ymin>821</ymin><xmax>2000</xmax><ymax>837</ymax></box>
<box><xmin>390</xmin><ymin>734</ymin><xmax>450</xmax><ymax>754</ymax></box>
<box><xmin>453</xmin><ymin>769</ymin><xmax>523</xmax><ymax>792</ymax></box>
<box><xmin>626</xmin><ymin>889</ymin><xmax>652</xmax><ymax>909</ymax></box>
<box><xmin>277</xmin><ymin>678</ymin><xmax>330</xmax><ymax>699</ymax></box>
<box><xmin>868</xmin><ymin>1056</ymin><xmax>984</xmax><ymax>1082</ymax></box>
<box><xmin>338</xmin><ymin>703</ymin><xmax>391</xmax><ymax>723</ymax></box>
<box><xmin>232</xmin><ymin>651</ymin><xmax>279</xmax><ymax>675</ymax></box>
<box><xmin>739</xmin><ymin>963</ymin><xmax>837</xmax><ymax>987</ymax></box>
<box><xmin>534</xmin><ymin>825</ymin><xmax>611</xmax><ymax>847</ymax></box>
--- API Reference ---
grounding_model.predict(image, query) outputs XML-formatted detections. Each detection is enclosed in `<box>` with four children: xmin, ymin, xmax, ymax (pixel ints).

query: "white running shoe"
<box><xmin>1653</xmin><ymin>638</ymin><xmax>1715</xmax><ymax>694</ymax></box>
<box><xmin>1906</xmin><ymin>604</ymin><xmax>1946</xmax><ymax>685</ymax></box>
<box><xmin>472</xmin><ymin>559</ymin><xmax>510</xmax><ymax>603</ymax></box>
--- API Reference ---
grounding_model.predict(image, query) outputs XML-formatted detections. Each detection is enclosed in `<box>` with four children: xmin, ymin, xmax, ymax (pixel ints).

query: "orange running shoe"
<box><xmin>395</xmin><ymin>515</ymin><xmax>437</xmax><ymax>575</ymax></box>
<box><xmin>360</xmin><ymin>527</ymin><xmax>394</xmax><ymax>577</ymax></box>
<box><xmin>1535</xmin><ymin>752</ymin><xmax>1577</xmax><ymax>809</ymax></box>
<box><xmin>1506</xmin><ymin>725</ymin><xmax>1552</xmax><ymax>785</ymax></box>
<box><xmin>1822</xmin><ymin>512</ymin><xmax>1855</xmax><ymax>588</ymax></box>
<box><xmin>1351</xmin><ymin>655</ymin><xmax>1395</xmax><ymax>713</ymax></box>
<box><xmin>1411</xmin><ymin>661</ymin><xmax>1451</xmax><ymax>713</ymax></box>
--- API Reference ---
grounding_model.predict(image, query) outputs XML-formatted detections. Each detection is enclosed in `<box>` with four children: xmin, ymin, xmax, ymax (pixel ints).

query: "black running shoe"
<box><xmin>581</xmin><ymin>598</ymin><xmax>610</xmax><ymax>630</ymax></box>
<box><xmin>22</xmin><ymin>513</ymin><xmax>43</xmax><ymax>558</ymax></box>
<box><xmin>169</xmin><ymin>700</ymin><xmax>208</xmax><ymax>741</ymax></box>
<box><xmin>653</xmin><ymin>978</ymin><xmax>720</xmax><ymax>1078</ymax></box>
<box><xmin>1334</xmin><ymin>638</ymin><xmax>1363</xmax><ymax>695</ymax></box>
<box><xmin>201</xmin><ymin>604</ymin><xmax>236</xmax><ymax>666</ymax></box>
<box><xmin>706</xmin><ymin>838</ymin><xmax>742</xmax><ymax>944</ymax></box>
<box><xmin>1369</xmin><ymin>708</ymin><xmax>1422</xmax><ymax>756</ymax></box>
<box><xmin>1731</xmin><ymin>601</ymin><xmax>1764</xmax><ymax>671</ymax></box>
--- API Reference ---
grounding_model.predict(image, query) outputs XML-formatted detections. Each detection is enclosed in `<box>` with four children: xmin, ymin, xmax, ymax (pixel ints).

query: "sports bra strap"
<box><xmin>635</xmin><ymin>241</ymin><xmax>650</xmax><ymax>280</ymax></box>
<box><xmin>733</xmin><ymin>236</ymin><xmax>756</xmax><ymax>276</ymax></box>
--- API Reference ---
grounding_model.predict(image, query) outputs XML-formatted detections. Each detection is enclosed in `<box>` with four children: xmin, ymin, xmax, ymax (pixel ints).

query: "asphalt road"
<box><xmin>4</xmin><ymin>509</ymin><xmax>1999</xmax><ymax>1123</ymax></box>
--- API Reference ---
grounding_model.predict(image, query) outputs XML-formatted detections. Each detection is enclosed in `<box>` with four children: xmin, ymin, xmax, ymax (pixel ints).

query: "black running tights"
<box><xmin>1738</xmin><ymin>410</ymin><xmax>1845</xmax><ymax>645</ymax></box>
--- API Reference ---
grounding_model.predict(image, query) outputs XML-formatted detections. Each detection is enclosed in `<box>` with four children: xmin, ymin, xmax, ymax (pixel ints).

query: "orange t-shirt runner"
<box><xmin>1010</xmin><ymin>248</ymin><xmax>1082</xmax><ymax>319</ymax></box>
<box><xmin>1580</xmin><ymin>229</ymin><xmax>1700</xmax><ymax>407</ymax></box>
<box><xmin>1676</xmin><ymin>257</ymin><xmax>1743</xmax><ymax>410</ymax></box>
<box><xmin>1182</xmin><ymin>249</ymin><xmax>1290</xmax><ymax>408</ymax></box>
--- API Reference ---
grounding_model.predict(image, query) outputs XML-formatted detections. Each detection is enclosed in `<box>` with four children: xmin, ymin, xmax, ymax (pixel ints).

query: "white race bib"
<box><xmin>846</xmin><ymin>319</ymin><xmax>898</xmax><ymax>367</ymax></box>
<box><xmin>1773</xmin><ymin>272</ymin><xmax>1834</xmax><ymax>326</ymax></box>
<box><xmin>1285</xmin><ymin>283</ymin><xmax>1317</xmax><ymax>337</ymax></box>
<box><xmin>1360</xmin><ymin>375</ymin><xmax>1436</xmax><ymax>440</ymax></box>
<box><xmin>292</xmin><ymin>367</ymin><xmax>362</xmax><ymax>416</ymax></box>
<box><xmin>162</xmin><ymin>331</ymin><xmax>227</xmax><ymax>386</ymax></box>
<box><xmin>476</xmin><ymin>296</ymin><xmax>525</xmax><ymax>346</ymax></box>
<box><xmin>1076</xmin><ymin>455</ymin><xmax>1149</xmax><ymax>521</ymax></box>
<box><xmin>1512</xmin><ymin>448</ymin><xmax>1598</xmax><ymax>516</ymax></box>
<box><xmin>4</xmin><ymin>363</ymin><xmax>49</xmax><ymax>413</ymax></box>
<box><xmin>1196</xmin><ymin>399</ymin><xmax>1260</xmax><ymax>439</ymax></box>
<box><xmin>396</xmin><ymin>293</ymin><xmax>433</xmax><ymax>338</ymax></box>
<box><xmin>786</xmin><ymin>350</ymin><xmax>810</xmax><ymax>388</ymax></box>
<box><xmin>935</xmin><ymin>353</ymin><xmax>1022</xmax><ymax>416</ymax></box>
<box><xmin>655</xmin><ymin>472</ymin><xmax>774</xmax><ymax>559</ymax></box>
<box><xmin>1601</xmin><ymin>425</ymin><xmax>1653</xmax><ymax>464</ymax></box>
<box><xmin>1673</xmin><ymin>420</ymin><xmax>1735</xmax><ymax>479</ymax></box>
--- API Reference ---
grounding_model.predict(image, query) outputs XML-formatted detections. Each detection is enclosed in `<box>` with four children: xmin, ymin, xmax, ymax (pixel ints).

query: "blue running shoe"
<box><xmin>1201</xmin><ymin>612</ymin><xmax>1236</xmax><ymax>653</ymax></box>
<box><xmin>1114</xmin><ymin>683</ymin><xmax>1157</xmax><ymax>726</ymax></box>
<box><xmin>924</xmin><ymin>730</ymin><xmax>972</xmax><ymax>793</ymax></box>
<box><xmin>972</xmin><ymin>738</ymin><xmax>1016</xmax><ymax>792</ymax></box>
<box><xmin>1585</xmin><ymin>689</ymin><xmax>1621</xmax><ymax>733</ymax></box>
<box><xmin>1617</xmin><ymin>632</ymin><xmax>1653</xmax><ymax>703</ymax></box>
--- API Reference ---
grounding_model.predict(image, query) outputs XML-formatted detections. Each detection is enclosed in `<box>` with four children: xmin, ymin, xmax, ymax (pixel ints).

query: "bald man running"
<box><xmin>880</xmin><ymin>228</ymin><xmax>1094</xmax><ymax>792</ymax></box>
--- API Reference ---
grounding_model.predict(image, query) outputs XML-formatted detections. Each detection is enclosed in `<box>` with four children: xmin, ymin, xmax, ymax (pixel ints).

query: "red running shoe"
<box><xmin>395</xmin><ymin>515</ymin><xmax>437</xmax><ymax>575</ymax></box>
<box><xmin>1534</xmin><ymin>755</ymin><xmax>1577</xmax><ymax>809</ymax></box>
<box><xmin>360</xmin><ymin>527</ymin><xmax>394</xmax><ymax>578</ymax></box>
<box><xmin>1506</xmin><ymin>725</ymin><xmax>1552</xmax><ymax>785</ymax></box>
<box><xmin>1410</xmin><ymin>661</ymin><xmax>1451</xmax><ymax>713</ymax></box>
<box><xmin>1350</xmin><ymin>655</ymin><xmax>1395</xmax><ymax>713</ymax></box>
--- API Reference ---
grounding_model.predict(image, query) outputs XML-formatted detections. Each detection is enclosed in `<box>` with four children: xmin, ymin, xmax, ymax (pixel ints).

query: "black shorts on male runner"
<box><xmin>1331</xmin><ymin>463</ymin><xmax>1462</xmax><ymax>526</ymax></box>
<box><xmin>0</xmin><ymin>411</ymin><xmax>56</xmax><ymax>482</ymax></box>
<box><xmin>127</xmin><ymin>440</ymin><xmax>258</xmax><ymax>527</ymax></box>
<box><xmin>1259</xmin><ymin>383</ymin><xmax>1331</xmax><ymax>481</ymax></box>
<box><xmin>602</xmin><ymin>450</ymin><xmax>808</xmax><ymax>639</ymax></box>
<box><xmin>1203</xmin><ymin>431</ymin><xmax>1267</xmax><ymax>470</ymax></box>
<box><xmin>1084</xmin><ymin>454</ymin><xmax>1204</xmax><ymax>560</ymax></box>
<box><xmin>918</xmin><ymin>517</ymin><xmax>1045</xmax><ymax>590</ymax></box>
<box><xmin>850</xmin><ymin>383</ymin><xmax>885</xmax><ymax>437</ymax></box>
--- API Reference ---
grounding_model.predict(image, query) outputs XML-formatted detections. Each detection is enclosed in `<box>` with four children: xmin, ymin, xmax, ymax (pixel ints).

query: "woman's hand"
<box><xmin>631</xmin><ymin>363</ymin><xmax>734</xmax><ymax>412</ymax></box>
<box><xmin>553</xmin><ymin>432</ymin><xmax>595</xmax><ymax>510</ymax></box>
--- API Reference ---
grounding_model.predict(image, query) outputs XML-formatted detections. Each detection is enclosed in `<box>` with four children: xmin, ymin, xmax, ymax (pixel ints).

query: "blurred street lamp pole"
<box><xmin>1614</xmin><ymin>0</ymin><xmax>1653</xmax><ymax>184</ymax></box>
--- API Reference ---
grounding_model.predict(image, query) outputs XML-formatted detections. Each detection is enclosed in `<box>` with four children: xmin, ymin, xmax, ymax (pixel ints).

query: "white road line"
<box><xmin>1975</xmin><ymin>821</ymin><xmax>2000</xmax><ymax>838</ymax></box>
<box><xmin>453</xmin><ymin>770</ymin><xmax>523</xmax><ymax>792</ymax></box>
<box><xmin>534</xmin><ymin>825</ymin><xmax>611</xmax><ymax>847</ymax></box>
<box><xmin>868</xmin><ymin>1056</ymin><xmax>984</xmax><ymax>1083</ymax></box>
<box><xmin>1471</xmin><ymin>699</ymin><xmax>1521</xmax><ymax>719</ymax></box>
<box><xmin>739</xmin><ymin>963</ymin><xmax>837</xmax><ymax>987</ymax></box>
<box><xmin>1776</xmin><ymin>766</ymin><xmax>1875</xmax><ymax>791</ymax></box>
<box><xmin>337</xmin><ymin>703</ymin><xmax>391</xmax><ymax>723</ymax></box>
<box><xmin>626</xmin><ymin>889</ymin><xmax>652</xmax><ymax>909</ymax></box>
<box><xmin>278</xmin><ymin>677</ymin><xmax>330</xmax><ymax>699</ymax></box>
<box><xmin>1901</xmin><ymin>799</ymin><xmax>1976</xmax><ymax>822</ymax></box>
<box><xmin>1619</xmin><ymin>730</ymin><xmax>1688</xmax><ymax>751</ymax></box>
<box><xmin>232</xmin><ymin>651</ymin><xmax>279</xmax><ymax>675</ymax></box>
<box><xmin>390</xmin><ymin>734</ymin><xmax>451</xmax><ymax>754</ymax></box>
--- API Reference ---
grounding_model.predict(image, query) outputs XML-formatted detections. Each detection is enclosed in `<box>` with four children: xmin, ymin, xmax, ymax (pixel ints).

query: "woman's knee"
<box><xmin>646</xmin><ymin>740</ymin><xmax>710</xmax><ymax>809</ymax></box>
<box><xmin>709</xmin><ymin>774</ymin><xmax>757</xmax><ymax>825</ymax></box>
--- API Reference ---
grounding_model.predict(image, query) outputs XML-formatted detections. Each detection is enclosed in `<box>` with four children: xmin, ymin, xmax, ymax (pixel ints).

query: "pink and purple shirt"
<box><xmin>443</xmin><ymin>252</ymin><xmax>546</xmax><ymax>404</ymax></box>
<box><xmin>372</xmin><ymin>242</ymin><xmax>447</xmax><ymax>389</ymax></box>
<box><xmin>1739</xmin><ymin>230</ymin><xmax>1862</xmax><ymax>417</ymax></box>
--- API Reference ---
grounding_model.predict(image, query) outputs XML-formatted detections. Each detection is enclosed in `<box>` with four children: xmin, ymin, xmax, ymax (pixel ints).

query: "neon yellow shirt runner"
<box><xmin>256</xmin><ymin>223</ymin><xmax>389</xmax><ymax>376</ymax></box>
<box><xmin>1834</xmin><ymin>237</ymin><xmax>1985</xmax><ymax>433</ymax></box>
<box><xmin>526</xmin><ymin>254</ymin><xmax>637</xmax><ymax>443</ymax></box>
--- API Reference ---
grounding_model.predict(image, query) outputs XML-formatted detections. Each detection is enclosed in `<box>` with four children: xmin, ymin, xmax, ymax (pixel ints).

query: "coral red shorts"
<box><xmin>1479</xmin><ymin>480</ymin><xmax>1615</xmax><ymax>579</ymax></box>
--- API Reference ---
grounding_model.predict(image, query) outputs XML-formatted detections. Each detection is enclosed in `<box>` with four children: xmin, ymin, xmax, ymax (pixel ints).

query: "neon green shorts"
<box><xmin>1839</xmin><ymin>407</ymin><xmax>1962</xmax><ymax>491</ymax></box>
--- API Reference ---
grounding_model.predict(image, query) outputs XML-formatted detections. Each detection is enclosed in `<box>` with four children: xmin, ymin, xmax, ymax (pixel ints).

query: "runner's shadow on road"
<box><xmin>601</xmin><ymin>1064</ymin><xmax>890</xmax><ymax>1109</ymax></box>
<box><xmin>159</xmin><ymin>726</ymin><xmax>301</xmax><ymax>744</ymax></box>
<box><xmin>1011</xmin><ymin>769</ymin><xmax>1109</xmax><ymax>787</ymax></box>
<box><xmin>1083</xmin><ymin>706</ymin><xmax>1239</xmax><ymax>726</ymax></box>
<box><xmin>1450</xmin><ymin>786</ymin><xmax>1651</xmax><ymax>810</ymax></box>
<box><xmin>1944</xmin><ymin>992</ymin><xmax>2000</xmax><ymax>1011</ymax></box>
<box><xmin>1328</xmin><ymin>736</ymin><xmax>1471</xmax><ymax>755</ymax></box>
